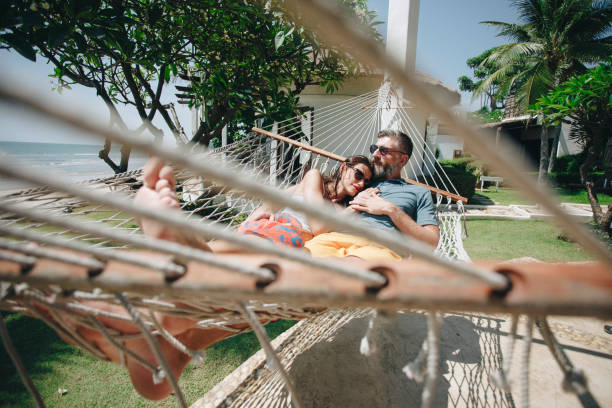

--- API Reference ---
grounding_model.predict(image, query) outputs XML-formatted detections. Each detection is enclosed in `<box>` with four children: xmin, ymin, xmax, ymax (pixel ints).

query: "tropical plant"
<box><xmin>531</xmin><ymin>61</ymin><xmax>612</xmax><ymax>235</ymax></box>
<box><xmin>458</xmin><ymin>48</ymin><xmax>509</xmax><ymax>113</ymax></box>
<box><xmin>0</xmin><ymin>0</ymin><xmax>381</xmax><ymax>172</ymax></box>
<box><xmin>474</xmin><ymin>0</ymin><xmax>612</xmax><ymax>182</ymax></box>
<box><xmin>470</xmin><ymin>106</ymin><xmax>504</xmax><ymax>123</ymax></box>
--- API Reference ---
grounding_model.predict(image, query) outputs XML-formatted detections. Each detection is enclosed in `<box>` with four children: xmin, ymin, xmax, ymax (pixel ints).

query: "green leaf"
<box><xmin>47</xmin><ymin>26</ymin><xmax>73</xmax><ymax>48</ymax></box>
<box><xmin>274</xmin><ymin>31</ymin><xmax>285</xmax><ymax>50</ymax></box>
<box><xmin>164</xmin><ymin>65</ymin><xmax>170</xmax><ymax>82</ymax></box>
<box><xmin>2</xmin><ymin>34</ymin><xmax>36</xmax><ymax>61</ymax></box>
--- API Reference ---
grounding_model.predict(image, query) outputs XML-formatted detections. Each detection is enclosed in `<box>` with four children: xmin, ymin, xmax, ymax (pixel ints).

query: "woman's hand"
<box><xmin>245</xmin><ymin>206</ymin><xmax>274</xmax><ymax>222</ymax></box>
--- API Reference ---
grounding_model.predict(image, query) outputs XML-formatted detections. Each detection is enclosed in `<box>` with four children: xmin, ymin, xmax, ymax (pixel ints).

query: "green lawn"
<box><xmin>463</xmin><ymin>219</ymin><xmax>593</xmax><ymax>261</ymax></box>
<box><xmin>0</xmin><ymin>312</ymin><xmax>295</xmax><ymax>407</ymax></box>
<box><xmin>470</xmin><ymin>186</ymin><xmax>612</xmax><ymax>206</ymax></box>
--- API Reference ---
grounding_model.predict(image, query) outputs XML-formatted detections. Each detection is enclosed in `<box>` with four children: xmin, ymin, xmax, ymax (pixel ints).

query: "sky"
<box><xmin>0</xmin><ymin>0</ymin><xmax>519</xmax><ymax>144</ymax></box>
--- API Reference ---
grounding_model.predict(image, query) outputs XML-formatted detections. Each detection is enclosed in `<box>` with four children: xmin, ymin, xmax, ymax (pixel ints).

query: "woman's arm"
<box><xmin>244</xmin><ymin>185</ymin><xmax>297</xmax><ymax>222</ymax></box>
<box><xmin>298</xmin><ymin>169</ymin><xmax>332</xmax><ymax>235</ymax></box>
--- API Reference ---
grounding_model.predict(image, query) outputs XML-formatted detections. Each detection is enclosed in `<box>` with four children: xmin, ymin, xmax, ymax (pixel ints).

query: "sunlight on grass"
<box><xmin>471</xmin><ymin>187</ymin><xmax>612</xmax><ymax>206</ymax></box>
<box><xmin>463</xmin><ymin>219</ymin><xmax>593</xmax><ymax>261</ymax></box>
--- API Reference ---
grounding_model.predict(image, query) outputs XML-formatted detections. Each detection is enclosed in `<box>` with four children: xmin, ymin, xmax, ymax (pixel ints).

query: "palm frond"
<box><xmin>564</xmin><ymin>2</ymin><xmax>612</xmax><ymax>43</ymax></box>
<box><xmin>483</xmin><ymin>42</ymin><xmax>543</xmax><ymax>67</ymax></box>
<box><xmin>473</xmin><ymin>62</ymin><xmax>522</xmax><ymax>102</ymax></box>
<box><xmin>481</xmin><ymin>21</ymin><xmax>531</xmax><ymax>42</ymax></box>
<box><xmin>515</xmin><ymin>0</ymin><xmax>546</xmax><ymax>28</ymax></box>
<box><xmin>516</xmin><ymin>61</ymin><xmax>552</xmax><ymax>109</ymax></box>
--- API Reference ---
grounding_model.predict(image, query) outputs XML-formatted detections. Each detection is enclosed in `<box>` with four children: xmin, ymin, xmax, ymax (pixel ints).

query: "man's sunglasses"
<box><xmin>346</xmin><ymin>163</ymin><xmax>368</xmax><ymax>181</ymax></box>
<box><xmin>369</xmin><ymin>144</ymin><xmax>407</xmax><ymax>156</ymax></box>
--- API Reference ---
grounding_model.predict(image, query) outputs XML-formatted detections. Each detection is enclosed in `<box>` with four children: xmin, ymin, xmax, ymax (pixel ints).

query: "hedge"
<box><xmin>419</xmin><ymin>158</ymin><xmax>478</xmax><ymax>199</ymax></box>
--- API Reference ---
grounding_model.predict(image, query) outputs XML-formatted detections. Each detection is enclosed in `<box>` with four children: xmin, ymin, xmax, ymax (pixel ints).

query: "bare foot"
<box><xmin>134</xmin><ymin>157</ymin><xmax>184</xmax><ymax>242</ymax></box>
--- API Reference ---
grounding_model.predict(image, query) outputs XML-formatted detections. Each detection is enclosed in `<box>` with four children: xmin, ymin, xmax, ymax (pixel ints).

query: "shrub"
<box><xmin>549</xmin><ymin>170</ymin><xmax>605</xmax><ymax>189</ymax></box>
<box><xmin>549</xmin><ymin>153</ymin><xmax>608</xmax><ymax>189</ymax></box>
<box><xmin>420</xmin><ymin>159</ymin><xmax>478</xmax><ymax>199</ymax></box>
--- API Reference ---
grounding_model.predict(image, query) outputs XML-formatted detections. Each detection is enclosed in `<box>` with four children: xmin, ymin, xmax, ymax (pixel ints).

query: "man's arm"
<box><xmin>385</xmin><ymin>205</ymin><xmax>440</xmax><ymax>247</ymax></box>
<box><xmin>349</xmin><ymin>188</ymin><xmax>440</xmax><ymax>247</ymax></box>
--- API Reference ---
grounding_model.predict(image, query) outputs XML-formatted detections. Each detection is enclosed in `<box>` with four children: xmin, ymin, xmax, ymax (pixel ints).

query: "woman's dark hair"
<box><xmin>323</xmin><ymin>155</ymin><xmax>373</xmax><ymax>204</ymax></box>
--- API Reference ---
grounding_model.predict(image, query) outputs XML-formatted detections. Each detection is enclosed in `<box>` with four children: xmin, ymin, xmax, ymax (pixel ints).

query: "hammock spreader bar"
<box><xmin>2</xmin><ymin>253</ymin><xmax>610</xmax><ymax>318</ymax></box>
<box><xmin>251</xmin><ymin>126</ymin><xmax>469</xmax><ymax>204</ymax></box>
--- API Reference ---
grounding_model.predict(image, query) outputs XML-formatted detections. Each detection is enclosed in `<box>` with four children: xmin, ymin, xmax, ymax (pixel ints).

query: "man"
<box><xmin>305</xmin><ymin>129</ymin><xmax>440</xmax><ymax>260</ymax></box>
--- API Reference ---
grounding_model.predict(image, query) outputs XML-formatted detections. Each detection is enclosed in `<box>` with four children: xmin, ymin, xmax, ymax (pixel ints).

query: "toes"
<box><xmin>159</xmin><ymin>165</ymin><xmax>176</xmax><ymax>189</ymax></box>
<box><xmin>160</xmin><ymin>196</ymin><xmax>180</xmax><ymax>209</ymax></box>
<box><xmin>156</xmin><ymin>183</ymin><xmax>180</xmax><ymax>208</ymax></box>
<box><xmin>143</xmin><ymin>158</ymin><xmax>165</xmax><ymax>188</ymax></box>
<box><xmin>155</xmin><ymin>178</ymin><xmax>174</xmax><ymax>192</ymax></box>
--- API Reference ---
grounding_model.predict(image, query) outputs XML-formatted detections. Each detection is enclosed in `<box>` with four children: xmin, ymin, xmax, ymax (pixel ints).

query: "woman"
<box><xmin>237</xmin><ymin>155</ymin><xmax>373</xmax><ymax>248</ymax></box>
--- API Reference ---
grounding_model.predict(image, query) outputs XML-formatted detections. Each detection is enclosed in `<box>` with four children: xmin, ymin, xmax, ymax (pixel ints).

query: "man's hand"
<box><xmin>349</xmin><ymin>187</ymin><xmax>396</xmax><ymax>216</ymax></box>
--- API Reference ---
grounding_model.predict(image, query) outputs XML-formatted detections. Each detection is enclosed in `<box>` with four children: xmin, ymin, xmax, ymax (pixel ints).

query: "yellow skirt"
<box><xmin>304</xmin><ymin>232</ymin><xmax>401</xmax><ymax>261</ymax></box>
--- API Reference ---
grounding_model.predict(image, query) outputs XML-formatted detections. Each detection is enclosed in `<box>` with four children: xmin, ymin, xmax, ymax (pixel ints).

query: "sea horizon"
<box><xmin>0</xmin><ymin>140</ymin><xmax>148</xmax><ymax>191</ymax></box>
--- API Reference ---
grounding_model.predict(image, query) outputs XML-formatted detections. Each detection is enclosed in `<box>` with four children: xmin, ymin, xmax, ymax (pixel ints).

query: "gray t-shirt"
<box><xmin>357</xmin><ymin>179</ymin><xmax>438</xmax><ymax>232</ymax></box>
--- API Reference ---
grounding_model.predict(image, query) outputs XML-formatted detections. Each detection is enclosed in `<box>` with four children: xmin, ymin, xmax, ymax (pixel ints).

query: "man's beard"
<box><xmin>374</xmin><ymin>162</ymin><xmax>399</xmax><ymax>178</ymax></box>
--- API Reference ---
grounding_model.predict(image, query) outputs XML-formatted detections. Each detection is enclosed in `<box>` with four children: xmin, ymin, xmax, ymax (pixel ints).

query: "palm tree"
<box><xmin>475</xmin><ymin>0</ymin><xmax>611</xmax><ymax>182</ymax></box>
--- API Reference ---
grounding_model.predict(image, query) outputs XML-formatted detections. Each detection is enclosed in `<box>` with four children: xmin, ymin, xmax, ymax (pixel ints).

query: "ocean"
<box><xmin>0</xmin><ymin>141</ymin><xmax>149</xmax><ymax>191</ymax></box>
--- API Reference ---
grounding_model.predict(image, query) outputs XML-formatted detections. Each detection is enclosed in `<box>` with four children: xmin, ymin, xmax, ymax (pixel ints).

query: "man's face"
<box><xmin>371</xmin><ymin>136</ymin><xmax>406</xmax><ymax>179</ymax></box>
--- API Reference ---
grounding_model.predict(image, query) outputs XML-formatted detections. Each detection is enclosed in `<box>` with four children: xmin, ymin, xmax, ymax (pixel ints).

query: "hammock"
<box><xmin>0</xmin><ymin>1</ymin><xmax>610</xmax><ymax>403</ymax></box>
<box><xmin>1</xmin><ymin>83</ymin><xmax>609</xmax><ymax>408</ymax></box>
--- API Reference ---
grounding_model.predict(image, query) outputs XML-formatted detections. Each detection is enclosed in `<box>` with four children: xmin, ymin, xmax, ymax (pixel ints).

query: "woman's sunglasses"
<box><xmin>369</xmin><ymin>144</ymin><xmax>407</xmax><ymax>156</ymax></box>
<box><xmin>346</xmin><ymin>163</ymin><xmax>368</xmax><ymax>181</ymax></box>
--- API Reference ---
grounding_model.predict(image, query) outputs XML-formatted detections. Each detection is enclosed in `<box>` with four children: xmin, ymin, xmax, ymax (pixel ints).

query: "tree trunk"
<box><xmin>119</xmin><ymin>144</ymin><xmax>131</xmax><ymax>173</ymax></box>
<box><xmin>98</xmin><ymin>138</ymin><xmax>120</xmax><ymax>173</ymax></box>
<box><xmin>579</xmin><ymin>151</ymin><xmax>603</xmax><ymax>226</ymax></box>
<box><xmin>538</xmin><ymin>126</ymin><xmax>550</xmax><ymax>184</ymax></box>
<box><xmin>547</xmin><ymin>124</ymin><xmax>561</xmax><ymax>173</ymax></box>
<box><xmin>600</xmin><ymin>204</ymin><xmax>612</xmax><ymax>237</ymax></box>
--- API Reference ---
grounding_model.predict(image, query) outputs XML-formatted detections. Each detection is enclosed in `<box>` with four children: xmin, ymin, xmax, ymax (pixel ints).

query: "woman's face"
<box><xmin>341</xmin><ymin>162</ymin><xmax>372</xmax><ymax>197</ymax></box>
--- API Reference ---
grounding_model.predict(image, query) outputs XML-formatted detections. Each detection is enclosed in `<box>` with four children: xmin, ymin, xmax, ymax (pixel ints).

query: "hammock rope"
<box><xmin>0</xmin><ymin>224</ymin><xmax>186</xmax><ymax>277</ymax></box>
<box><xmin>0</xmin><ymin>4</ymin><xmax>610</xmax><ymax>401</ymax></box>
<box><xmin>116</xmin><ymin>292</ymin><xmax>188</xmax><ymax>407</ymax></box>
<box><xmin>239</xmin><ymin>302</ymin><xmax>304</xmax><ymax>408</ymax></box>
<box><xmin>519</xmin><ymin>317</ymin><xmax>534</xmax><ymax>408</ymax></box>
<box><xmin>422</xmin><ymin>311</ymin><xmax>442</xmax><ymax>408</ymax></box>
<box><xmin>0</xmin><ymin>110</ymin><xmax>508</xmax><ymax>289</ymax></box>
<box><xmin>536</xmin><ymin>318</ymin><xmax>590</xmax><ymax>398</ymax></box>
<box><xmin>0</xmin><ymin>200</ymin><xmax>276</xmax><ymax>282</ymax></box>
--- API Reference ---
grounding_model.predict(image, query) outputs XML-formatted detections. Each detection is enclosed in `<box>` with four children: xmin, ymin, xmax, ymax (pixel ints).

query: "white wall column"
<box><xmin>386</xmin><ymin>0</ymin><xmax>419</xmax><ymax>76</ymax></box>
<box><xmin>385</xmin><ymin>0</ymin><xmax>425</xmax><ymax>179</ymax></box>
